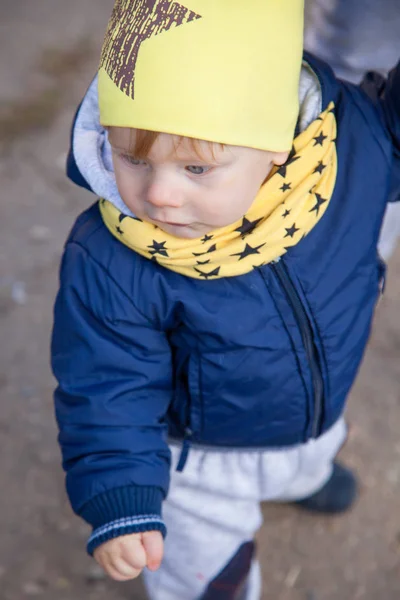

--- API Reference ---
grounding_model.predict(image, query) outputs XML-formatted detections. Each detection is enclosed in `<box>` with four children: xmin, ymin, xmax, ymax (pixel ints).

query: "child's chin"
<box><xmin>160</xmin><ymin>224</ymin><xmax>206</xmax><ymax>240</ymax></box>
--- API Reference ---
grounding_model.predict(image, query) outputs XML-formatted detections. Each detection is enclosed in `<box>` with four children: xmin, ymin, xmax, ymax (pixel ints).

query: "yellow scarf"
<box><xmin>100</xmin><ymin>103</ymin><xmax>337</xmax><ymax>279</ymax></box>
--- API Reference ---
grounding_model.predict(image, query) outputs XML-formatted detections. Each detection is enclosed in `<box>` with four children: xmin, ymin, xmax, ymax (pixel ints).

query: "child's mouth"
<box><xmin>157</xmin><ymin>220</ymin><xmax>187</xmax><ymax>228</ymax></box>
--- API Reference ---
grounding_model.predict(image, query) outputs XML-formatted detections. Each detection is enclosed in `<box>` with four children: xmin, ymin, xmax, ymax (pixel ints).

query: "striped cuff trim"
<box><xmin>88</xmin><ymin>515</ymin><xmax>164</xmax><ymax>545</ymax></box>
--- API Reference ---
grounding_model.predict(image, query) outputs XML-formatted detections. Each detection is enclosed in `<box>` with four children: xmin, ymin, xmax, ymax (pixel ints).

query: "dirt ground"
<box><xmin>1</xmin><ymin>3</ymin><xmax>400</xmax><ymax>599</ymax></box>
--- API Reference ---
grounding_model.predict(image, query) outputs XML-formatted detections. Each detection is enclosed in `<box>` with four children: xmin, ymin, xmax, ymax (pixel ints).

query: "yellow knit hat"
<box><xmin>98</xmin><ymin>0</ymin><xmax>304</xmax><ymax>152</ymax></box>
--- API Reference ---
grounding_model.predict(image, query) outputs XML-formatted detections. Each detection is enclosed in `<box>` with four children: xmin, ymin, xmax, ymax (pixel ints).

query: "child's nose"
<box><xmin>146</xmin><ymin>180</ymin><xmax>182</xmax><ymax>209</ymax></box>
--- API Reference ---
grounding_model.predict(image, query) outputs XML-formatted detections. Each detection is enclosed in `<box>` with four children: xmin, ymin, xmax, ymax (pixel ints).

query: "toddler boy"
<box><xmin>52</xmin><ymin>1</ymin><xmax>400</xmax><ymax>598</ymax></box>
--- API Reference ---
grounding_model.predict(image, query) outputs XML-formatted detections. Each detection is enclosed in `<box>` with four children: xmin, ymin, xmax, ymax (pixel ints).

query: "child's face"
<box><xmin>109</xmin><ymin>128</ymin><xmax>289</xmax><ymax>239</ymax></box>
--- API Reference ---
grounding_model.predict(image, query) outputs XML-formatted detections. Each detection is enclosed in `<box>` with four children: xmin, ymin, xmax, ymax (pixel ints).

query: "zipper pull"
<box><xmin>377</xmin><ymin>255</ymin><xmax>386</xmax><ymax>296</ymax></box>
<box><xmin>176</xmin><ymin>428</ymin><xmax>193</xmax><ymax>472</ymax></box>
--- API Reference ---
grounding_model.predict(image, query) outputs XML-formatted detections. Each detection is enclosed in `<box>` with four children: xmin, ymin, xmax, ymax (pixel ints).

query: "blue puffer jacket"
<box><xmin>52</xmin><ymin>53</ymin><xmax>400</xmax><ymax>553</ymax></box>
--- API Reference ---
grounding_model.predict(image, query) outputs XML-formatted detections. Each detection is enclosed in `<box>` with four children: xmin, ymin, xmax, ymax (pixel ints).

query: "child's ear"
<box><xmin>272</xmin><ymin>151</ymin><xmax>290</xmax><ymax>166</ymax></box>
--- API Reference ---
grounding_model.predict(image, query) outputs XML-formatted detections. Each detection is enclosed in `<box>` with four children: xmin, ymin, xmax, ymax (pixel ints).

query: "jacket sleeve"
<box><xmin>360</xmin><ymin>60</ymin><xmax>400</xmax><ymax>201</ymax></box>
<box><xmin>51</xmin><ymin>241</ymin><xmax>172</xmax><ymax>555</ymax></box>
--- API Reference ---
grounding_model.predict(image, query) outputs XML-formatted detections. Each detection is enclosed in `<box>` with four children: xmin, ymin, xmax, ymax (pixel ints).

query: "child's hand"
<box><xmin>93</xmin><ymin>531</ymin><xmax>164</xmax><ymax>581</ymax></box>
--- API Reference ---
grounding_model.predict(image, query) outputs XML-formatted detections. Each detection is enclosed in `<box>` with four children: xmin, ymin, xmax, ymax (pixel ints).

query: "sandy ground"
<box><xmin>1</xmin><ymin>3</ymin><xmax>400</xmax><ymax>599</ymax></box>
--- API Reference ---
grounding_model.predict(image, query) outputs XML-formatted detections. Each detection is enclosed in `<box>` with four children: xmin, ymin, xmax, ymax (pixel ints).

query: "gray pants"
<box><xmin>143</xmin><ymin>419</ymin><xmax>346</xmax><ymax>600</ymax></box>
<box><xmin>304</xmin><ymin>0</ymin><xmax>400</xmax><ymax>261</ymax></box>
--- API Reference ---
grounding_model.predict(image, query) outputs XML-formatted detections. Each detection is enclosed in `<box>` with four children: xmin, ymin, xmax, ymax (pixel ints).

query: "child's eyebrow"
<box><xmin>174</xmin><ymin>154</ymin><xmax>223</xmax><ymax>165</ymax></box>
<box><xmin>108</xmin><ymin>140</ymin><xmax>130</xmax><ymax>152</ymax></box>
<box><xmin>110</xmin><ymin>143</ymin><xmax>228</xmax><ymax>165</ymax></box>
<box><xmin>173</xmin><ymin>146</ymin><xmax>230</xmax><ymax>165</ymax></box>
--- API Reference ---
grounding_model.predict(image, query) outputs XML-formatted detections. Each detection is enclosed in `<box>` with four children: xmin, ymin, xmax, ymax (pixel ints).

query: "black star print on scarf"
<box><xmin>119</xmin><ymin>213</ymin><xmax>142</xmax><ymax>223</ymax></box>
<box><xmin>234</xmin><ymin>217</ymin><xmax>263</xmax><ymax>237</ymax></box>
<box><xmin>194</xmin><ymin>266</ymin><xmax>221</xmax><ymax>279</ymax></box>
<box><xmin>309</xmin><ymin>192</ymin><xmax>328</xmax><ymax>216</ymax></box>
<box><xmin>276</xmin><ymin>147</ymin><xmax>300</xmax><ymax>178</ymax></box>
<box><xmin>201</xmin><ymin>234</ymin><xmax>213</xmax><ymax>244</ymax></box>
<box><xmin>192</xmin><ymin>243</ymin><xmax>217</xmax><ymax>257</ymax></box>
<box><xmin>147</xmin><ymin>240</ymin><xmax>169</xmax><ymax>256</ymax></box>
<box><xmin>313</xmin><ymin>161</ymin><xmax>326</xmax><ymax>175</ymax></box>
<box><xmin>284</xmin><ymin>223</ymin><xmax>300</xmax><ymax>238</ymax></box>
<box><xmin>280</xmin><ymin>182</ymin><xmax>291</xmax><ymax>192</ymax></box>
<box><xmin>282</xmin><ymin>209</ymin><xmax>291</xmax><ymax>218</ymax></box>
<box><xmin>231</xmin><ymin>242</ymin><xmax>266</xmax><ymax>261</ymax></box>
<box><xmin>313</xmin><ymin>132</ymin><xmax>327</xmax><ymax>146</ymax></box>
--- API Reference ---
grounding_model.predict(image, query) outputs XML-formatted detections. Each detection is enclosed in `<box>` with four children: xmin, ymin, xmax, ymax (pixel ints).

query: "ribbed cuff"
<box><xmin>78</xmin><ymin>485</ymin><xmax>166</xmax><ymax>555</ymax></box>
<box><xmin>87</xmin><ymin>514</ymin><xmax>166</xmax><ymax>555</ymax></box>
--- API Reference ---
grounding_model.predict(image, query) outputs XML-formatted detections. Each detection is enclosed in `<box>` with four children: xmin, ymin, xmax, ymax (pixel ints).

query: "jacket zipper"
<box><xmin>176</xmin><ymin>427</ymin><xmax>193</xmax><ymax>472</ymax></box>
<box><xmin>176</xmin><ymin>357</ymin><xmax>195</xmax><ymax>472</ymax></box>
<box><xmin>270</xmin><ymin>259</ymin><xmax>324</xmax><ymax>438</ymax></box>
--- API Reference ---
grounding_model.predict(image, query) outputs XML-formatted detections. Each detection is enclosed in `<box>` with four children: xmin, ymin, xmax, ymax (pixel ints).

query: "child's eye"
<box><xmin>122</xmin><ymin>155</ymin><xmax>147</xmax><ymax>166</ymax></box>
<box><xmin>185</xmin><ymin>165</ymin><xmax>211</xmax><ymax>175</ymax></box>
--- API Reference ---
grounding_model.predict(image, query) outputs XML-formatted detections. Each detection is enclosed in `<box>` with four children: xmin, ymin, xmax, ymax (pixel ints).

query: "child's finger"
<box><xmin>120</xmin><ymin>534</ymin><xmax>148</xmax><ymax>570</ymax></box>
<box><xmin>107</xmin><ymin>556</ymin><xmax>143</xmax><ymax>580</ymax></box>
<box><xmin>142</xmin><ymin>530</ymin><xmax>164</xmax><ymax>571</ymax></box>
